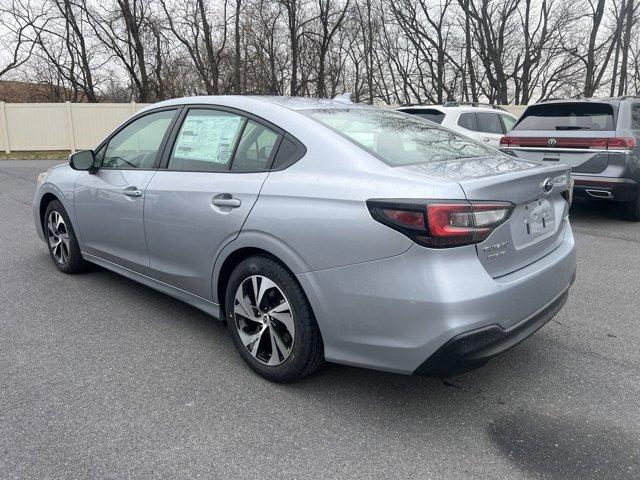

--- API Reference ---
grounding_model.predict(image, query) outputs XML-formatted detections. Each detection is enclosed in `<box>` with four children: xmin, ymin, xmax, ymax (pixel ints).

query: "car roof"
<box><xmin>398</xmin><ymin>105</ymin><xmax>516</xmax><ymax>117</ymax></box>
<box><xmin>530</xmin><ymin>97</ymin><xmax>628</xmax><ymax>106</ymax></box>
<box><xmin>145</xmin><ymin>95</ymin><xmax>375</xmax><ymax>112</ymax></box>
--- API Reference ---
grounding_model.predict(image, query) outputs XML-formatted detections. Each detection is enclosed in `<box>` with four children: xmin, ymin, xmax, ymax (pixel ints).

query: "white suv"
<box><xmin>397</xmin><ymin>103</ymin><xmax>518</xmax><ymax>148</ymax></box>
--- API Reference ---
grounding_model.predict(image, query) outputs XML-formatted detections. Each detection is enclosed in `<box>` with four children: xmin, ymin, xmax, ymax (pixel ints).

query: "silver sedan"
<box><xmin>33</xmin><ymin>96</ymin><xmax>576</xmax><ymax>382</ymax></box>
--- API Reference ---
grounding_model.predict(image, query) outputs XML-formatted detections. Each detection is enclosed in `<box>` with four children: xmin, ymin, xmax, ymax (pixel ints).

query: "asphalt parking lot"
<box><xmin>1</xmin><ymin>159</ymin><xmax>639</xmax><ymax>479</ymax></box>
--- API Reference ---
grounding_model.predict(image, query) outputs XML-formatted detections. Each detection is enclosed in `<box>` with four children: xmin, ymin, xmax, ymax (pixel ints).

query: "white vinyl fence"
<box><xmin>0</xmin><ymin>102</ymin><xmax>151</xmax><ymax>153</ymax></box>
<box><xmin>0</xmin><ymin>102</ymin><xmax>527</xmax><ymax>153</ymax></box>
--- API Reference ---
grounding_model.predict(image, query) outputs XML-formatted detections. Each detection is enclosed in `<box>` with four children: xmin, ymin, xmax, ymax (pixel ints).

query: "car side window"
<box><xmin>272</xmin><ymin>135</ymin><xmax>305</xmax><ymax>169</ymax></box>
<box><xmin>632</xmin><ymin>104</ymin><xmax>640</xmax><ymax>130</ymax></box>
<box><xmin>476</xmin><ymin>113</ymin><xmax>504</xmax><ymax>134</ymax></box>
<box><xmin>102</xmin><ymin>110</ymin><xmax>175</xmax><ymax>169</ymax></box>
<box><xmin>500</xmin><ymin>114</ymin><xmax>517</xmax><ymax>132</ymax></box>
<box><xmin>457</xmin><ymin>112</ymin><xmax>478</xmax><ymax>131</ymax></box>
<box><xmin>94</xmin><ymin>143</ymin><xmax>106</xmax><ymax>165</ymax></box>
<box><xmin>168</xmin><ymin>109</ymin><xmax>245</xmax><ymax>172</ymax></box>
<box><xmin>231</xmin><ymin>120</ymin><xmax>280</xmax><ymax>172</ymax></box>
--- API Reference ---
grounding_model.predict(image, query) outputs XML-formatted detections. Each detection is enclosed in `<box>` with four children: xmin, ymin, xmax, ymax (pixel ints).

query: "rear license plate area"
<box><xmin>524</xmin><ymin>198</ymin><xmax>555</xmax><ymax>236</ymax></box>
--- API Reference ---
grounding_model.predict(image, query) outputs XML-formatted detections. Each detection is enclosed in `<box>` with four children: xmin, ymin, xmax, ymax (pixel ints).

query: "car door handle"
<box><xmin>124</xmin><ymin>186</ymin><xmax>142</xmax><ymax>197</ymax></box>
<box><xmin>211</xmin><ymin>195</ymin><xmax>241</xmax><ymax>208</ymax></box>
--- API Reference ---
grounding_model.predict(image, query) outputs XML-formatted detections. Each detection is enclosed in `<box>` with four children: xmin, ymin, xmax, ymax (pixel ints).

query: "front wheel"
<box><xmin>44</xmin><ymin>200</ymin><xmax>85</xmax><ymax>273</ymax></box>
<box><xmin>225</xmin><ymin>256</ymin><xmax>324</xmax><ymax>382</ymax></box>
<box><xmin>621</xmin><ymin>192</ymin><xmax>640</xmax><ymax>221</ymax></box>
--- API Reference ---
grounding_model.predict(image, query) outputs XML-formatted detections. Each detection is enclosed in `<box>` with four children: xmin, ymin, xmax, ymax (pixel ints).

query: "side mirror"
<box><xmin>69</xmin><ymin>150</ymin><xmax>96</xmax><ymax>171</ymax></box>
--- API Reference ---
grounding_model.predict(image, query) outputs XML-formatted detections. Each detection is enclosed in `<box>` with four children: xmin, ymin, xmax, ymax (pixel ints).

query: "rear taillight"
<box><xmin>368</xmin><ymin>200</ymin><xmax>513</xmax><ymax>248</ymax></box>
<box><xmin>605</xmin><ymin>137</ymin><xmax>636</xmax><ymax>150</ymax></box>
<box><xmin>499</xmin><ymin>136</ymin><xmax>636</xmax><ymax>150</ymax></box>
<box><xmin>499</xmin><ymin>136</ymin><xmax>511</xmax><ymax>147</ymax></box>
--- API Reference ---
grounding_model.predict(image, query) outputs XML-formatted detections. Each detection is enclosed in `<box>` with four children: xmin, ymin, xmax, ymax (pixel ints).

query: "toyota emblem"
<box><xmin>542</xmin><ymin>178</ymin><xmax>554</xmax><ymax>193</ymax></box>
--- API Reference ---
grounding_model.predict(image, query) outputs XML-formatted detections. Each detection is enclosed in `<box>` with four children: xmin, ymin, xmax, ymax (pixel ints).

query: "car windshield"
<box><xmin>303</xmin><ymin>108</ymin><xmax>496</xmax><ymax>166</ymax></box>
<box><xmin>514</xmin><ymin>102</ymin><xmax>616</xmax><ymax>131</ymax></box>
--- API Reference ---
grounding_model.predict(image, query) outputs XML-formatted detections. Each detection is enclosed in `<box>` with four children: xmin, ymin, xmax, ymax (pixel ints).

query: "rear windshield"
<box><xmin>514</xmin><ymin>102</ymin><xmax>616</xmax><ymax>131</ymax></box>
<box><xmin>399</xmin><ymin>108</ymin><xmax>445</xmax><ymax>124</ymax></box>
<box><xmin>303</xmin><ymin>108</ymin><xmax>495</xmax><ymax>166</ymax></box>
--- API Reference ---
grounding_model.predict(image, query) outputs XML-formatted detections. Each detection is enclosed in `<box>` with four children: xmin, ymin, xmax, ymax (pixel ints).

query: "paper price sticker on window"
<box><xmin>174</xmin><ymin>115</ymin><xmax>243</xmax><ymax>164</ymax></box>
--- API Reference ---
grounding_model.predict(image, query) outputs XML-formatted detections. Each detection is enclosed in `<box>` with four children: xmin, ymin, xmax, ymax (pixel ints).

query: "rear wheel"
<box><xmin>44</xmin><ymin>200</ymin><xmax>85</xmax><ymax>273</ymax></box>
<box><xmin>225</xmin><ymin>256</ymin><xmax>324</xmax><ymax>382</ymax></box>
<box><xmin>621</xmin><ymin>192</ymin><xmax>640</xmax><ymax>221</ymax></box>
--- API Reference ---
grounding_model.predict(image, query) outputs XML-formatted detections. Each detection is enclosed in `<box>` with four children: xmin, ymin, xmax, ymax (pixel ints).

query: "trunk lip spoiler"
<box><xmin>502</xmin><ymin>146</ymin><xmax>629</xmax><ymax>154</ymax></box>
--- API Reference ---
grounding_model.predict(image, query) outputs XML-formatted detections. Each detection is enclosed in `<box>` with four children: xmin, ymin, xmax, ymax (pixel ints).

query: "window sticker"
<box><xmin>174</xmin><ymin>114</ymin><xmax>242</xmax><ymax>163</ymax></box>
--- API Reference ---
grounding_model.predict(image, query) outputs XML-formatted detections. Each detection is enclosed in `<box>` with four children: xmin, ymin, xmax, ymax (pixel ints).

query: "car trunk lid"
<box><xmin>457</xmin><ymin>162</ymin><xmax>570</xmax><ymax>277</ymax></box>
<box><xmin>395</xmin><ymin>156</ymin><xmax>571</xmax><ymax>277</ymax></box>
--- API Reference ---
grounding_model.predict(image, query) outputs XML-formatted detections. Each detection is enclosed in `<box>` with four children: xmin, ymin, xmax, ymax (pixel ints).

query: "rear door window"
<box><xmin>514</xmin><ymin>103</ymin><xmax>615</xmax><ymax>131</ymax></box>
<box><xmin>457</xmin><ymin>113</ymin><xmax>478</xmax><ymax>131</ymax></box>
<box><xmin>168</xmin><ymin>109</ymin><xmax>245</xmax><ymax>172</ymax></box>
<box><xmin>476</xmin><ymin>113</ymin><xmax>504</xmax><ymax>134</ymax></box>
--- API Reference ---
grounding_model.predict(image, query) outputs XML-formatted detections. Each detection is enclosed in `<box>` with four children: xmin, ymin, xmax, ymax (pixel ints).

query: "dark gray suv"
<box><xmin>500</xmin><ymin>97</ymin><xmax>640</xmax><ymax>220</ymax></box>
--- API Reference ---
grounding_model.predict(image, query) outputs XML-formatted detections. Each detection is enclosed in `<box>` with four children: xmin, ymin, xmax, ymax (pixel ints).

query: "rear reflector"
<box><xmin>368</xmin><ymin>200</ymin><xmax>513</xmax><ymax>248</ymax></box>
<box><xmin>500</xmin><ymin>136</ymin><xmax>636</xmax><ymax>150</ymax></box>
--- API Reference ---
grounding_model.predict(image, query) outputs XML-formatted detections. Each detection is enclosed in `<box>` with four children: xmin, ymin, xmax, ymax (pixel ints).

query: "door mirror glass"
<box><xmin>69</xmin><ymin>150</ymin><xmax>95</xmax><ymax>170</ymax></box>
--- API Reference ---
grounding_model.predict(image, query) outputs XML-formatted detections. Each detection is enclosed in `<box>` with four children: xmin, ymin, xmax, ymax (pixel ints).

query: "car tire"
<box><xmin>44</xmin><ymin>200</ymin><xmax>85</xmax><ymax>273</ymax></box>
<box><xmin>622</xmin><ymin>192</ymin><xmax>640</xmax><ymax>221</ymax></box>
<box><xmin>225</xmin><ymin>255</ymin><xmax>324</xmax><ymax>382</ymax></box>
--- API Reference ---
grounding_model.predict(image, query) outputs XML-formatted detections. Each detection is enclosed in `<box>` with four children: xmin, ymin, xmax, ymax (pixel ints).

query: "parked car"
<box><xmin>397</xmin><ymin>102</ymin><xmax>518</xmax><ymax>148</ymax></box>
<box><xmin>34</xmin><ymin>96</ymin><xmax>576</xmax><ymax>382</ymax></box>
<box><xmin>500</xmin><ymin>97</ymin><xmax>640</xmax><ymax>220</ymax></box>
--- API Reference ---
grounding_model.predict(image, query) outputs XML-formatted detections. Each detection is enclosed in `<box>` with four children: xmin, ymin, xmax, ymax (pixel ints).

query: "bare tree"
<box><xmin>0</xmin><ymin>0</ymin><xmax>41</xmax><ymax>79</ymax></box>
<box><xmin>617</xmin><ymin>0</ymin><xmax>638</xmax><ymax>95</ymax></box>
<box><xmin>159</xmin><ymin>0</ymin><xmax>230</xmax><ymax>95</ymax></box>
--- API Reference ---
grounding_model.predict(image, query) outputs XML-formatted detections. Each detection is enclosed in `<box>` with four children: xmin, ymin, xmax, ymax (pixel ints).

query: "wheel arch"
<box><xmin>212</xmin><ymin>233</ymin><xmax>312</xmax><ymax>319</ymax></box>
<box><xmin>39</xmin><ymin>192</ymin><xmax>61</xmax><ymax>232</ymax></box>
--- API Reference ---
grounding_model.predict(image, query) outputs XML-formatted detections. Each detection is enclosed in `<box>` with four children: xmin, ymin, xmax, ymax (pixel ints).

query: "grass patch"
<box><xmin>0</xmin><ymin>150</ymin><xmax>70</xmax><ymax>160</ymax></box>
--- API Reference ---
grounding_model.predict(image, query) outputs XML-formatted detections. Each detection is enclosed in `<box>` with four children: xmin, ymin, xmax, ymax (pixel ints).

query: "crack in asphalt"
<box><xmin>0</xmin><ymin>191</ymin><xmax>32</xmax><ymax>207</ymax></box>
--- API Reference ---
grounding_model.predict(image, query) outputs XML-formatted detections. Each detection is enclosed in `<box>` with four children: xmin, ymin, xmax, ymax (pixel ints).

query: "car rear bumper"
<box><xmin>296</xmin><ymin>221</ymin><xmax>576</xmax><ymax>375</ymax></box>
<box><xmin>414</xmin><ymin>282</ymin><xmax>571</xmax><ymax>377</ymax></box>
<box><xmin>572</xmin><ymin>175</ymin><xmax>638</xmax><ymax>202</ymax></box>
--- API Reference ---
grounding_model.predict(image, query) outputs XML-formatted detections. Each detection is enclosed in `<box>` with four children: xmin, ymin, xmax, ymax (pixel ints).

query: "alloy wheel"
<box><xmin>233</xmin><ymin>275</ymin><xmax>295</xmax><ymax>366</ymax></box>
<box><xmin>47</xmin><ymin>211</ymin><xmax>70</xmax><ymax>264</ymax></box>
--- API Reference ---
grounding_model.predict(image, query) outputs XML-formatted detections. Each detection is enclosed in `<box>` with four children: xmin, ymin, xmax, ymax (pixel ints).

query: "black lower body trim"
<box><xmin>414</xmin><ymin>281</ymin><xmax>573</xmax><ymax>378</ymax></box>
<box><xmin>573</xmin><ymin>175</ymin><xmax>638</xmax><ymax>202</ymax></box>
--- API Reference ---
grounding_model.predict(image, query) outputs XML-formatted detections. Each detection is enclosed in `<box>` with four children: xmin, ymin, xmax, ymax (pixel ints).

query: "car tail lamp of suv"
<box><xmin>500</xmin><ymin>136</ymin><xmax>636</xmax><ymax>150</ymax></box>
<box><xmin>367</xmin><ymin>200</ymin><xmax>513</xmax><ymax>248</ymax></box>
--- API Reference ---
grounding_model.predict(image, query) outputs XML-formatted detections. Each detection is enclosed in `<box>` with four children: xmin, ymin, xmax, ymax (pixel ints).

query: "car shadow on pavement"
<box><xmin>488</xmin><ymin>409</ymin><xmax>639</xmax><ymax>480</ymax></box>
<box><xmin>75</xmin><ymin>261</ymin><xmax>638</xmax><ymax>480</ymax></box>
<box><xmin>569</xmin><ymin>197</ymin><xmax>625</xmax><ymax>222</ymax></box>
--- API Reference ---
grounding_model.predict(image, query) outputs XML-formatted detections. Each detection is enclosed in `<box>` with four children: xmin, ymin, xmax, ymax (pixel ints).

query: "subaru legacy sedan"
<box><xmin>34</xmin><ymin>96</ymin><xmax>576</xmax><ymax>382</ymax></box>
